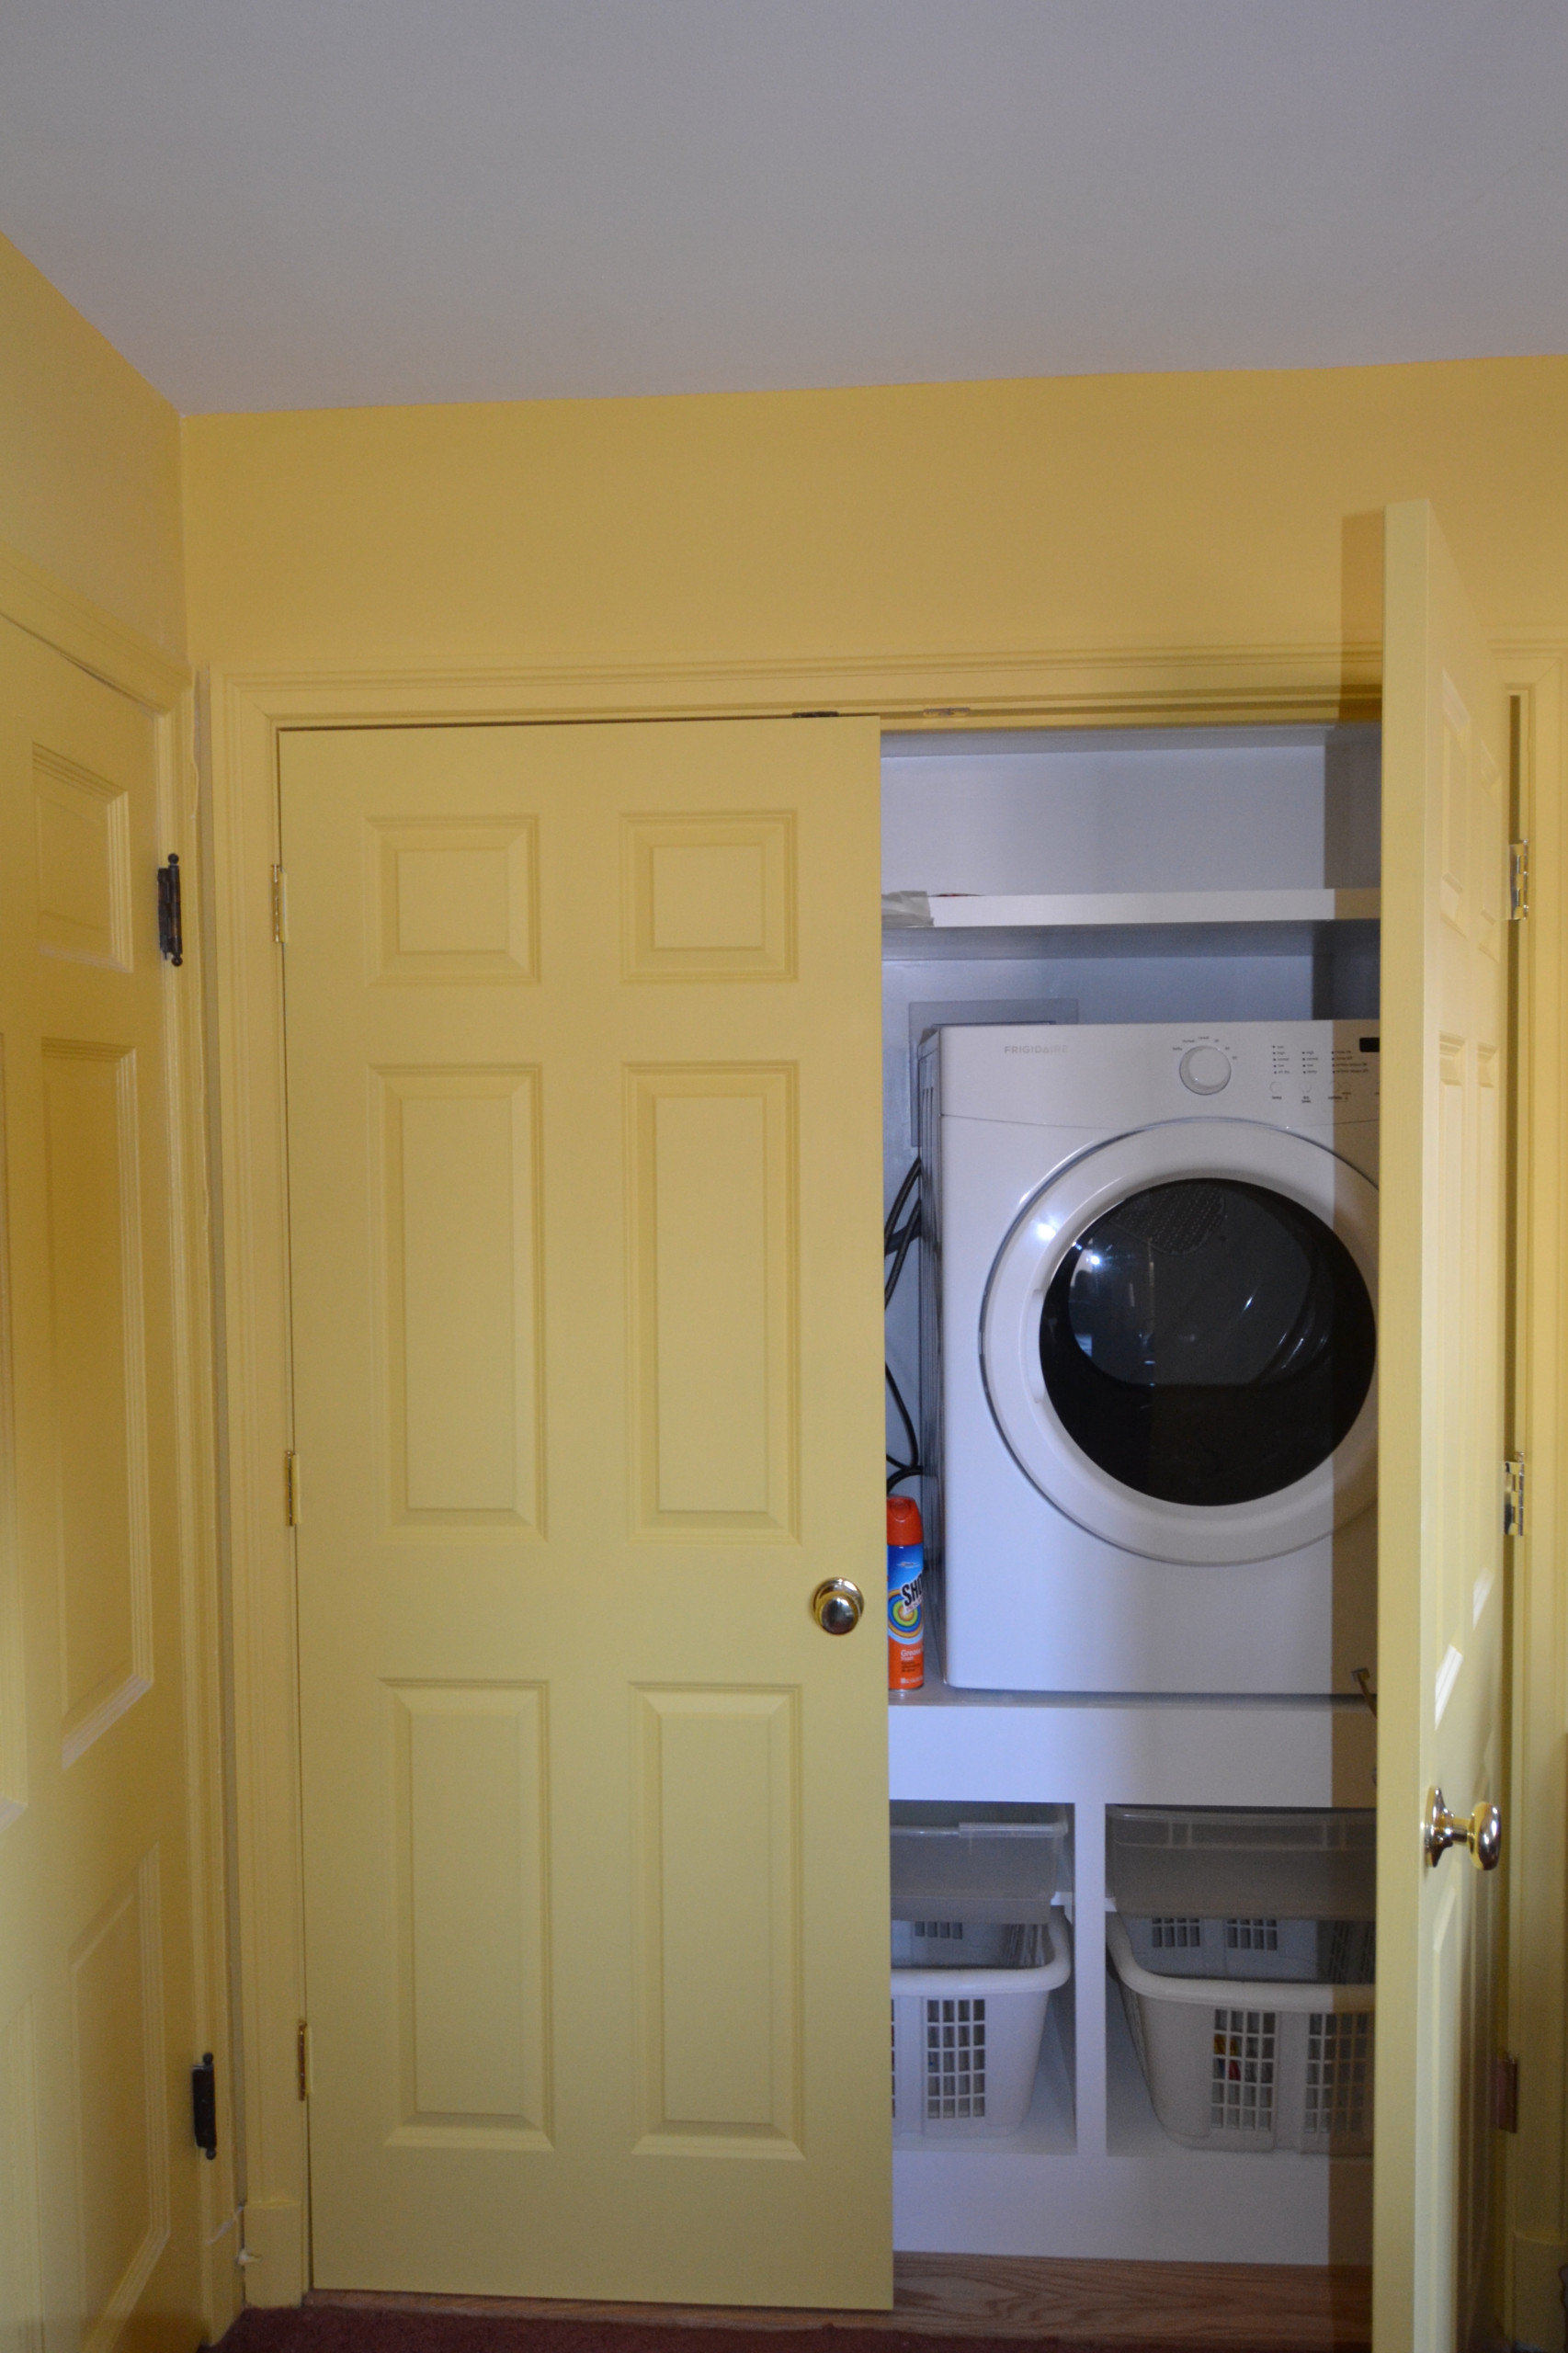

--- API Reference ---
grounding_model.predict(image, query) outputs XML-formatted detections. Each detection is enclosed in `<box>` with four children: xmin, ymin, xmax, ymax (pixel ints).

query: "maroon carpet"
<box><xmin>217</xmin><ymin>2302</ymin><xmax>1308</xmax><ymax>2353</ymax></box>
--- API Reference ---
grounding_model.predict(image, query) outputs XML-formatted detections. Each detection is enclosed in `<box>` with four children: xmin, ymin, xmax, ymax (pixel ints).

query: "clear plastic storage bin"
<box><xmin>1108</xmin><ymin>1806</ymin><xmax>1375</xmax><ymax>1984</ymax></box>
<box><xmin>891</xmin><ymin>1802</ymin><xmax>1070</xmax><ymax>1927</ymax></box>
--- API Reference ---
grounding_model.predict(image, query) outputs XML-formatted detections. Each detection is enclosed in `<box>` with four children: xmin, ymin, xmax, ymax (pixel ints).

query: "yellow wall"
<box><xmin>183</xmin><ymin>358</ymin><xmax>1568</xmax><ymax>672</ymax></box>
<box><xmin>0</xmin><ymin>233</ymin><xmax>186</xmax><ymax>660</ymax></box>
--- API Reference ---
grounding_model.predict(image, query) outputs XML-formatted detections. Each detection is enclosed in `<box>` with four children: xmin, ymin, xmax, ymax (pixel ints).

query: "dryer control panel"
<box><xmin>1167</xmin><ymin>1027</ymin><xmax>1381</xmax><ymax>1120</ymax></box>
<box><xmin>937</xmin><ymin>1019</ymin><xmax>1381</xmax><ymax>1137</ymax></box>
<box><xmin>1263</xmin><ymin>1031</ymin><xmax>1381</xmax><ymax>1116</ymax></box>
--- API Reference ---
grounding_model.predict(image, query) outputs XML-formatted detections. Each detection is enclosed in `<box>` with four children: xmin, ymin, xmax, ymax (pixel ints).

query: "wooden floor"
<box><xmin>311</xmin><ymin>2254</ymin><xmax>1372</xmax><ymax>2349</ymax></box>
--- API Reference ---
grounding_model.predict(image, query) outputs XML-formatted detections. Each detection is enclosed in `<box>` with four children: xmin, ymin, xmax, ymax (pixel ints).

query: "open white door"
<box><xmin>1376</xmin><ymin>502</ymin><xmax>1510</xmax><ymax>2349</ymax></box>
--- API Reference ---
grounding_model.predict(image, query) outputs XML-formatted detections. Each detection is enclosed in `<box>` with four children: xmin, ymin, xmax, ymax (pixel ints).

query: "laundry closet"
<box><xmin>193</xmin><ymin>378</ymin><xmax>1518</xmax><ymax>2332</ymax></box>
<box><xmin>881</xmin><ymin>724</ymin><xmax>1382</xmax><ymax>2266</ymax></box>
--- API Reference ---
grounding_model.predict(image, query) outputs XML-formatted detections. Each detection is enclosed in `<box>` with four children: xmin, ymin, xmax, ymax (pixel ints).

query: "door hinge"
<box><xmin>1504</xmin><ymin>1452</ymin><xmax>1527</xmax><ymax>1540</ymax></box>
<box><xmin>1509</xmin><ymin>838</ymin><xmax>1529</xmax><ymax>920</ymax></box>
<box><xmin>297</xmin><ymin>2021</ymin><xmax>312</xmax><ymax>2101</ymax></box>
<box><xmin>272</xmin><ymin>863</ymin><xmax>289</xmax><ymax>944</ymax></box>
<box><xmin>158</xmin><ymin>855</ymin><xmax>184</xmax><ymax>965</ymax></box>
<box><xmin>1493</xmin><ymin>2052</ymin><xmax>1519</xmax><ymax>2132</ymax></box>
<box><xmin>284</xmin><ymin>1451</ymin><xmax>301</xmax><ymax>1528</ymax></box>
<box><xmin>191</xmin><ymin>2052</ymin><xmax>217</xmax><ymax>2159</ymax></box>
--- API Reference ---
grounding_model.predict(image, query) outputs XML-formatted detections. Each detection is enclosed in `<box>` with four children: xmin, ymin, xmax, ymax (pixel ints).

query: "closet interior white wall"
<box><xmin>881</xmin><ymin>725</ymin><xmax>1381</xmax><ymax>2267</ymax></box>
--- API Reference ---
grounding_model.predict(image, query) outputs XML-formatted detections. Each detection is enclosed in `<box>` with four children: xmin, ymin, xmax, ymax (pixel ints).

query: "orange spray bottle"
<box><xmin>887</xmin><ymin>1494</ymin><xmax>925</xmax><ymax>1690</ymax></box>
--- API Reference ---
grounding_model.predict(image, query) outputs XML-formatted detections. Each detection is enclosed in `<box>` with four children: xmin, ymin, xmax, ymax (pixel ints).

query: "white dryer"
<box><xmin>917</xmin><ymin>1020</ymin><xmax>1380</xmax><ymax>1695</ymax></box>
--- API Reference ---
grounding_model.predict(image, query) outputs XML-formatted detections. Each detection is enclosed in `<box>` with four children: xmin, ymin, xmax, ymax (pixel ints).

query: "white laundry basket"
<box><xmin>1108</xmin><ymin>1913</ymin><xmax>1374</xmax><ymax>2154</ymax></box>
<box><xmin>1119</xmin><ymin>1912</ymin><xmax>1376</xmax><ymax>1984</ymax></box>
<box><xmin>892</xmin><ymin>1908</ymin><xmax>1071</xmax><ymax>2140</ymax></box>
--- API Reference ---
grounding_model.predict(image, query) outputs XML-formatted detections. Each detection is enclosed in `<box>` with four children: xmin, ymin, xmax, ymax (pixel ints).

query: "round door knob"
<box><xmin>1179</xmin><ymin>1044</ymin><xmax>1232</xmax><ymax>1095</ymax></box>
<box><xmin>1471</xmin><ymin>1801</ymin><xmax>1504</xmax><ymax>1871</ymax></box>
<box><xmin>1426</xmin><ymin>1788</ymin><xmax>1503</xmax><ymax>1870</ymax></box>
<box><xmin>811</xmin><ymin>1579</ymin><xmax>864</xmax><ymax>1635</ymax></box>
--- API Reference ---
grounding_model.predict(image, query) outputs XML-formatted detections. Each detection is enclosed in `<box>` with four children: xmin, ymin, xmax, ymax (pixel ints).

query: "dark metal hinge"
<box><xmin>1493</xmin><ymin>2052</ymin><xmax>1519</xmax><ymax>2133</ymax></box>
<box><xmin>285</xmin><ymin>1452</ymin><xmax>301</xmax><ymax>1529</ymax></box>
<box><xmin>297</xmin><ymin>2021</ymin><xmax>312</xmax><ymax>2101</ymax></box>
<box><xmin>191</xmin><ymin>2052</ymin><xmax>217</xmax><ymax>2158</ymax></box>
<box><xmin>272</xmin><ymin>863</ymin><xmax>289</xmax><ymax>945</ymax></box>
<box><xmin>158</xmin><ymin>855</ymin><xmax>184</xmax><ymax>966</ymax></box>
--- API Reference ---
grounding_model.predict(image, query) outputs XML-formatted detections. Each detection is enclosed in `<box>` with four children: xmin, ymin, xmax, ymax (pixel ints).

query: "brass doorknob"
<box><xmin>811</xmin><ymin>1579</ymin><xmax>864</xmax><ymax>1635</ymax></box>
<box><xmin>1426</xmin><ymin>1788</ymin><xmax>1503</xmax><ymax>1870</ymax></box>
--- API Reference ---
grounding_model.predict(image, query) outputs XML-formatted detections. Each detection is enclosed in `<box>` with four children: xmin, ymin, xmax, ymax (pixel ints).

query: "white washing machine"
<box><xmin>917</xmin><ymin>1020</ymin><xmax>1379</xmax><ymax>1695</ymax></box>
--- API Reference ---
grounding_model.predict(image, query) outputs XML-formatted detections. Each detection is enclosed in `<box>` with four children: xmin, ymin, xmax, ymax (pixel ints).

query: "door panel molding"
<box><xmin>631</xmin><ymin>1686</ymin><xmax>802</xmax><ymax>2158</ymax></box>
<box><xmin>207</xmin><ymin>631</ymin><xmax>1561</xmax><ymax>2310</ymax></box>
<box><xmin>43</xmin><ymin>1040</ymin><xmax>153</xmax><ymax>1765</ymax></box>
<box><xmin>375</xmin><ymin>1066</ymin><xmax>544</xmax><ymax>1535</ymax></box>
<box><xmin>368</xmin><ymin>817</ymin><xmax>540</xmax><ymax>987</ymax></box>
<box><xmin>387</xmin><ymin>1681</ymin><xmax>552</xmax><ymax>2150</ymax></box>
<box><xmin>625</xmin><ymin>1065</ymin><xmax>797</xmax><ymax>1539</ymax></box>
<box><xmin>622</xmin><ymin>815</ymin><xmax>797</xmax><ymax>983</ymax></box>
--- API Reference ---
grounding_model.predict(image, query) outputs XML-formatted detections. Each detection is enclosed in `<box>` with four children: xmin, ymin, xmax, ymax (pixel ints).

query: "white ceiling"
<box><xmin>3</xmin><ymin>2</ymin><xmax>1565</xmax><ymax>415</ymax></box>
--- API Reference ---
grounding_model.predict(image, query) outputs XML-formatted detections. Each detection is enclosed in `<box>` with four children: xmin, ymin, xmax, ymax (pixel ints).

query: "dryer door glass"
<box><xmin>1039</xmin><ymin>1177</ymin><xmax>1376</xmax><ymax>1507</ymax></box>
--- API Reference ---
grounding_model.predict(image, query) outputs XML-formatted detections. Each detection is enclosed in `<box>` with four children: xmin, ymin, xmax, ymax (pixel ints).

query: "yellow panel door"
<box><xmin>279</xmin><ymin>717</ymin><xmax>890</xmax><ymax>2306</ymax></box>
<box><xmin>0</xmin><ymin>619</ymin><xmax>205</xmax><ymax>2353</ymax></box>
<box><xmin>1375</xmin><ymin>503</ymin><xmax>1511</xmax><ymax>2349</ymax></box>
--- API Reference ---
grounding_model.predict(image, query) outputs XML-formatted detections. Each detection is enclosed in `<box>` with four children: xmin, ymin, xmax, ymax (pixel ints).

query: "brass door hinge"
<box><xmin>297</xmin><ymin>2021</ymin><xmax>312</xmax><ymax>2101</ymax></box>
<box><xmin>272</xmin><ymin>863</ymin><xmax>289</xmax><ymax>944</ymax></box>
<box><xmin>1504</xmin><ymin>1452</ymin><xmax>1526</xmax><ymax>1540</ymax></box>
<box><xmin>1492</xmin><ymin>2052</ymin><xmax>1519</xmax><ymax>2132</ymax></box>
<box><xmin>285</xmin><ymin>1451</ymin><xmax>301</xmax><ymax>1528</ymax></box>
<box><xmin>1509</xmin><ymin>839</ymin><xmax>1529</xmax><ymax>921</ymax></box>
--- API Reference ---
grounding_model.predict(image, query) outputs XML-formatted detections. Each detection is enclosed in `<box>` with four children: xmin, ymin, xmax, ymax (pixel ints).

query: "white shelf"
<box><xmin>887</xmin><ymin>887</ymin><xmax>1380</xmax><ymax>930</ymax></box>
<box><xmin>887</xmin><ymin>1674</ymin><xmax>1371</xmax><ymax>1807</ymax></box>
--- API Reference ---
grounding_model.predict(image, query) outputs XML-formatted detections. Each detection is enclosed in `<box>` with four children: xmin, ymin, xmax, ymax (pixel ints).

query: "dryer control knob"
<box><xmin>1179</xmin><ymin>1044</ymin><xmax>1232</xmax><ymax>1095</ymax></box>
